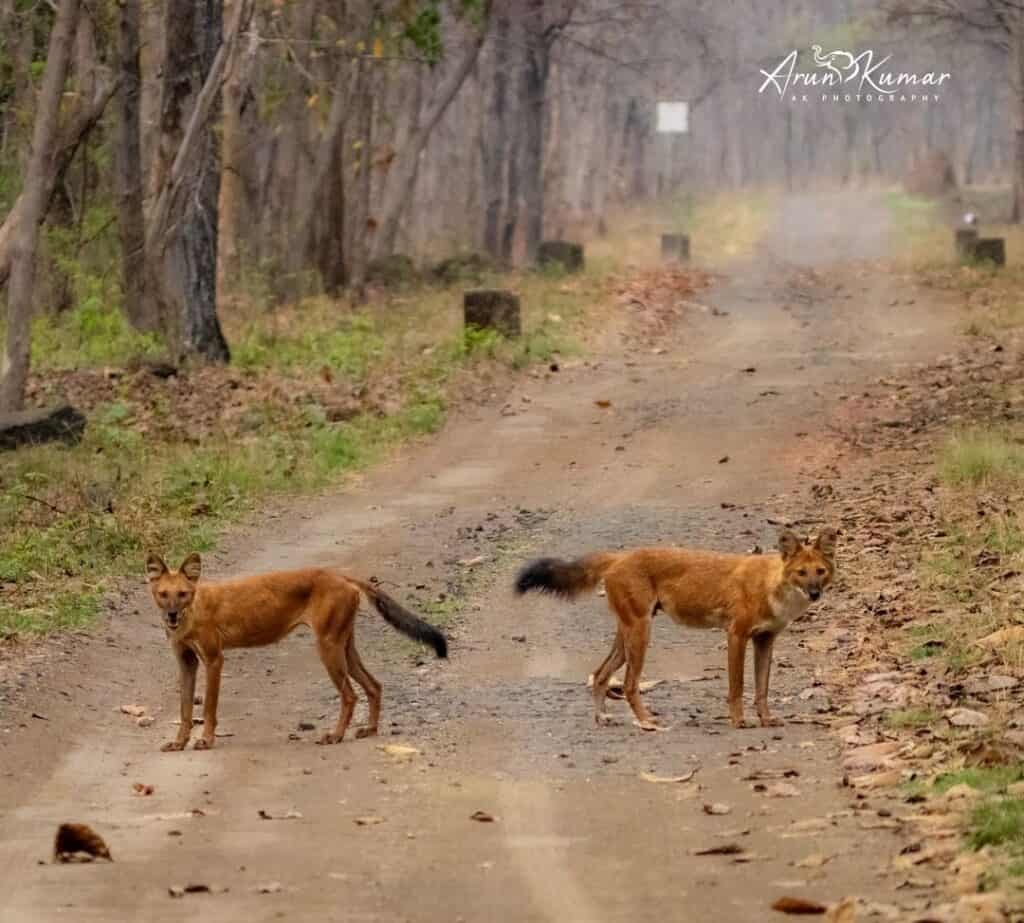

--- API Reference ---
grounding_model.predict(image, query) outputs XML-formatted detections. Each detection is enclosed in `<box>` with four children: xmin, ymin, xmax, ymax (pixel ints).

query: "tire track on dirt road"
<box><xmin>0</xmin><ymin>192</ymin><xmax>960</xmax><ymax>921</ymax></box>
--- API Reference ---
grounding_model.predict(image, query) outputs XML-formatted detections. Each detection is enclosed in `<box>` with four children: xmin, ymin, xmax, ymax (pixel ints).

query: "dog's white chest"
<box><xmin>767</xmin><ymin>585</ymin><xmax>809</xmax><ymax>631</ymax></box>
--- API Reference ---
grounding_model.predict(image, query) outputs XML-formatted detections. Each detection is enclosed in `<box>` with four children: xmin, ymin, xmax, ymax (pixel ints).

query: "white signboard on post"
<box><xmin>656</xmin><ymin>101</ymin><xmax>689</xmax><ymax>134</ymax></box>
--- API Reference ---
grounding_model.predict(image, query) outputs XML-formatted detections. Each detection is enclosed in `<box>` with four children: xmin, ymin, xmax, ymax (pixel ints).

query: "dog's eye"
<box><xmin>177</xmin><ymin>591</ymin><xmax>187</xmax><ymax>600</ymax></box>
<box><xmin>797</xmin><ymin>568</ymin><xmax>807</xmax><ymax>577</ymax></box>
<box><xmin>816</xmin><ymin>567</ymin><xmax>826</xmax><ymax>576</ymax></box>
<box><xmin>158</xmin><ymin>591</ymin><xmax>168</xmax><ymax>600</ymax></box>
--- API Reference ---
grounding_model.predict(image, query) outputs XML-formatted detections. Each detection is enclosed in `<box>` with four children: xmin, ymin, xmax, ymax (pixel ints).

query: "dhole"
<box><xmin>515</xmin><ymin>528</ymin><xmax>837</xmax><ymax>730</ymax></box>
<box><xmin>146</xmin><ymin>553</ymin><xmax>447</xmax><ymax>750</ymax></box>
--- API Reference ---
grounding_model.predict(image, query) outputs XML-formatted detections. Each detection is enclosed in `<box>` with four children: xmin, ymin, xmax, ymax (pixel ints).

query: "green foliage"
<box><xmin>233</xmin><ymin>313</ymin><xmax>384</xmax><ymax>378</ymax></box>
<box><xmin>31</xmin><ymin>301</ymin><xmax>162</xmax><ymax>368</ymax></box>
<box><xmin>969</xmin><ymin>797</ymin><xmax>1024</xmax><ymax>851</ymax></box>
<box><xmin>939</xmin><ymin>430</ymin><xmax>1024</xmax><ymax>487</ymax></box>
<box><xmin>932</xmin><ymin>767</ymin><xmax>1024</xmax><ymax>796</ymax></box>
<box><xmin>401</xmin><ymin>0</ymin><xmax>486</xmax><ymax>62</ymax></box>
<box><xmin>403</xmin><ymin>3</ymin><xmax>443</xmax><ymax>62</ymax></box>
<box><xmin>884</xmin><ymin>707</ymin><xmax>938</xmax><ymax>729</ymax></box>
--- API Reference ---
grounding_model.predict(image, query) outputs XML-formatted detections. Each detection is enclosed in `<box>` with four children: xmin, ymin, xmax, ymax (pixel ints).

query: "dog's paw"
<box><xmin>354</xmin><ymin>726</ymin><xmax>378</xmax><ymax>740</ymax></box>
<box><xmin>193</xmin><ymin>737</ymin><xmax>214</xmax><ymax>750</ymax></box>
<box><xmin>161</xmin><ymin>740</ymin><xmax>187</xmax><ymax>752</ymax></box>
<box><xmin>632</xmin><ymin>718</ymin><xmax>667</xmax><ymax>732</ymax></box>
<box><xmin>759</xmin><ymin>715</ymin><xmax>785</xmax><ymax>728</ymax></box>
<box><xmin>594</xmin><ymin>712</ymin><xmax>619</xmax><ymax>727</ymax></box>
<box><xmin>729</xmin><ymin>717</ymin><xmax>755</xmax><ymax>729</ymax></box>
<box><xmin>317</xmin><ymin>732</ymin><xmax>344</xmax><ymax>745</ymax></box>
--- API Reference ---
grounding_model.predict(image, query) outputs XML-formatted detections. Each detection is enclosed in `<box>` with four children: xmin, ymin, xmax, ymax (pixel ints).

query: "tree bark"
<box><xmin>372</xmin><ymin>11</ymin><xmax>489</xmax><ymax>259</ymax></box>
<box><xmin>217</xmin><ymin>0</ymin><xmax>251</xmax><ymax>293</ymax></box>
<box><xmin>115</xmin><ymin>0</ymin><xmax>156</xmax><ymax>331</ymax></box>
<box><xmin>521</xmin><ymin>0</ymin><xmax>547</xmax><ymax>262</ymax></box>
<box><xmin>482</xmin><ymin>8</ymin><xmax>509</xmax><ymax>260</ymax></box>
<box><xmin>348</xmin><ymin>56</ymin><xmax>375</xmax><ymax>295</ymax></box>
<box><xmin>146</xmin><ymin>0</ymin><xmax>252</xmax><ymax>361</ymax></box>
<box><xmin>1</xmin><ymin>0</ymin><xmax>80</xmax><ymax>411</ymax></box>
<box><xmin>1014</xmin><ymin>15</ymin><xmax>1024</xmax><ymax>223</ymax></box>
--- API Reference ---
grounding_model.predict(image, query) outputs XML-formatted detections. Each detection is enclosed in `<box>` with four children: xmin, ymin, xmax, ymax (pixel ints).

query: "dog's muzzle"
<box><xmin>807</xmin><ymin>587</ymin><xmax>821</xmax><ymax>602</ymax></box>
<box><xmin>164</xmin><ymin>610</ymin><xmax>180</xmax><ymax>628</ymax></box>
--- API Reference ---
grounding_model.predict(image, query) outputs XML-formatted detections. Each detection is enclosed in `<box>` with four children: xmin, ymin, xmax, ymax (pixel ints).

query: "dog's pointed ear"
<box><xmin>179</xmin><ymin>553</ymin><xmax>202</xmax><ymax>583</ymax></box>
<box><xmin>815</xmin><ymin>527</ymin><xmax>838</xmax><ymax>560</ymax></box>
<box><xmin>146</xmin><ymin>554</ymin><xmax>167</xmax><ymax>583</ymax></box>
<box><xmin>778</xmin><ymin>529</ymin><xmax>802</xmax><ymax>560</ymax></box>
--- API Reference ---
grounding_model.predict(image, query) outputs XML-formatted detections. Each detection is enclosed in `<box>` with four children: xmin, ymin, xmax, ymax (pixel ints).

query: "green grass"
<box><xmin>885</xmin><ymin>707</ymin><xmax>939</xmax><ymax>729</ymax></box>
<box><xmin>0</xmin><ymin>259</ymin><xmax>593</xmax><ymax>639</ymax></box>
<box><xmin>939</xmin><ymin>430</ymin><xmax>1024</xmax><ymax>487</ymax></box>
<box><xmin>934</xmin><ymin>766</ymin><xmax>1024</xmax><ymax>796</ymax></box>
<box><xmin>233</xmin><ymin>313</ymin><xmax>384</xmax><ymax>378</ymax></box>
<box><xmin>968</xmin><ymin>797</ymin><xmax>1024</xmax><ymax>850</ymax></box>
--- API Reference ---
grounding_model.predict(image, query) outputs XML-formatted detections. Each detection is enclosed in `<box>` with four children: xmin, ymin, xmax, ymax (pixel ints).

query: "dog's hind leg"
<box><xmin>590</xmin><ymin>629</ymin><xmax>625</xmax><ymax>726</ymax></box>
<box><xmin>316</xmin><ymin>633</ymin><xmax>357</xmax><ymax>745</ymax></box>
<box><xmin>606</xmin><ymin>578</ymin><xmax>659</xmax><ymax>730</ymax></box>
<box><xmin>346</xmin><ymin>637</ymin><xmax>382</xmax><ymax>739</ymax></box>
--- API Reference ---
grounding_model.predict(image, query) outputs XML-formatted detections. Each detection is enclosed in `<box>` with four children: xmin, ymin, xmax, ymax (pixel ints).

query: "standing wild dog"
<box><xmin>514</xmin><ymin>528</ymin><xmax>837</xmax><ymax>730</ymax></box>
<box><xmin>146</xmin><ymin>553</ymin><xmax>448</xmax><ymax>750</ymax></box>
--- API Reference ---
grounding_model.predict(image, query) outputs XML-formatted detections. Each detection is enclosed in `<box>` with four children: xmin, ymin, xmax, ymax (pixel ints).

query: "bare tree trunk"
<box><xmin>521</xmin><ymin>0</ymin><xmax>547</xmax><ymax>262</ymax></box>
<box><xmin>373</xmin><ymin>14</ymin><xmax>489</xmax><ymax>258</ymax></box>
<box><xmin>482</xmin><ymin>8</ymin><xmax>509</xmax><ymax>260</ymax></box>
<box><xmin>292</xmin><ymin>75</ymin><xmax>349</xmax><ymax>282</ymax></box>
<box><xmin>217</xmin><ymin>0</ymin><xmax>249</xmax><ymax>293</ymax></box>
<box><xmin>147</xmin><ymin>0</ymin><xmax>252</xmax><ymax>361</ymax></box>
<box><xmin>1</xmin><ymin>0</ymin><xmax>80</xmax><ymax>410</ymax></box>
<box><xmin>115</xmin><ymin>0</ymin><xmax>156</xmax><ymax>331</ymax></box>
<box><xmin>501</xmin><ymin>42</ymin><xmax>526</xmax><ymax>264</ymax></box>
<box><xmin>348</xmin><ymin>56</ymin><xmax>375</xmax><ymax>295</ymax></box>
<box><xmin>1014</xmin><ymin>16</ymin><xmax>1024</xmax><ymax>223</ymax></box>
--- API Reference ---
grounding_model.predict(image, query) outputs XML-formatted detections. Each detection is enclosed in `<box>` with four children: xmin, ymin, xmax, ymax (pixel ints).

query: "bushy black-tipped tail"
<box><xmin>514</xmin><ymin>553</ymin><xmax>618</xmax><ymax>599</ymax></box>
<box><xmin>355</xmin><ymin>581</ymin><xmax>448</xmax><ymax>658</ymax></box>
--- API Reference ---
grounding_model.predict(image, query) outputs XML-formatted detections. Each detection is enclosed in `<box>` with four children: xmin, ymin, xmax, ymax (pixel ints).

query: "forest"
<box><xmin>0</xmin><ymin>0</ymin><xmax>1018</xmax><ymax>393</ymax></box>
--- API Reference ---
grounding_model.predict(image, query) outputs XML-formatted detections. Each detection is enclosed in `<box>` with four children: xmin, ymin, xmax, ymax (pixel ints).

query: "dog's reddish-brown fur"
<box><xmin>515</xmin><ymin>528</ymin><xmax>837</xmax><ymax>729</ymax></box>
<box><xmin>147</xmin><ymin>553</ymin><xmax>447</xmax><ymax>750</ymax></box>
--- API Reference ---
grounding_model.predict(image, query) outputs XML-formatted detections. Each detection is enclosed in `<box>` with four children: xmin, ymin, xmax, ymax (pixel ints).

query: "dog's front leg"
<box><xmin>194</xmin><ymin>652</ymin><xmax>223</xmax><ymax>750</ymax></box>
<box><xmin>162</xmin><ymin>646</ymin><xmax>198</xmax><ymax>752</ymax></box>
<box><xmin>727</xmin><ymin>629</ymin><xmax>753</xmax><ymax>729</ymax></box>
<box><xmin>753</xmin><ymin>633</ymin><xmax>784</xmax><ymax>727</ymax></box>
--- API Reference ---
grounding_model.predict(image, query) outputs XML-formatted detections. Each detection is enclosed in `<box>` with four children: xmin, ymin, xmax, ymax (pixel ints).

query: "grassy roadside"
<box><xmin>0</xmin><ymin>267</ymin><xmax>590</xmax><ymax>638</ymax></box>
<box><xmin>1</xmin><ymin>190</ymin><xmax>764</xmax><ymax>641</ymax></box>
<box><xmin>866</xmin><ymin>187</ymin><xmax>1024</xmax><ymax>903</ymax></box>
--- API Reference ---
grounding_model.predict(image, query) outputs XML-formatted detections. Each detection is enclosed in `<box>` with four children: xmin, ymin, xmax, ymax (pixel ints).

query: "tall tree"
<box><xmin>146</xmin><ymin>0</ymin><xmax>253</xmax><ymax>361</ymax></box>
<box><xmin>1</xmin><ymin>0</ymin><xmax>81</xmax><ymax>411</ymax></box>
<box><xmin>115</xmin><ymin>0</ymin><xmax>155</xmax><ymax>331</ymax></box>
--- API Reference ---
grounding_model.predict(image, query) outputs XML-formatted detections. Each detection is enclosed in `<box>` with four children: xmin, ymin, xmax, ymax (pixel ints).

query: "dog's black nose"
<box><xmin>808</xmin><ymin>588</ymin><xmax>821</xmax><ymax>601</ymax></box>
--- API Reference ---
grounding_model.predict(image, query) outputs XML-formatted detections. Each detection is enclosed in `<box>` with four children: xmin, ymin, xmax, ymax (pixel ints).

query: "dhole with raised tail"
<box><xmin>146</xmin><ymin>553</ymin><xmax>447</xmax><ymax>750</ymax></box>
<box><xmin>514</xmin><ymin>528</ymin><xmax>837</xmax><ymax>730</ymax></box>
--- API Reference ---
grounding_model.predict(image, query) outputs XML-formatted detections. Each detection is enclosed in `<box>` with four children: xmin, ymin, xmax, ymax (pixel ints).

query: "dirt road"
<box><xmin>0</xmin><ymin>192</ymin><xmax>959</xmax><ymax>921</ymax></box>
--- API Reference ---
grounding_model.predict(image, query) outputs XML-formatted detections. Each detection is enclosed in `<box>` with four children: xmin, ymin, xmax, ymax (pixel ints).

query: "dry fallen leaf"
<box><xmin>795</xmin><ymin>854</ymin><xmax>833</xmax><ymax>869</ymax></box>
<box><xmin>378</xmin><ymin>743</ymin><xmax>420</xmax><ymax>760</ymax></box>
<box><xmin>258</xmin><ymin>809</ymin><xmax>303</xmax><ymax>821</ymax></box>
<box><xmin>470</xmin><ymin>811</ymin><xmax>496</xmax><ymax>823</ymax></box>
<box><xmin>703</xmin><ymin>802</ymin><xmax>732</xmax><ymax>815</ymax></box>
<box><xmin>692</xmin><ymin>843</ymin><xmax>745</xmax><ymax>856</ymax></box>
<box><xmin>640</xmin><ymin>769</ymin><xmax>698</xmax><ymax>784</ymax></box>
<box><xmin>120</xmin><ymin>704</ymin><xmax>147</xmax><ymax>718</ymax></box>
<box><xmin>771</xmin><ymin>895</ymin><xmax>828</xmax><ymax>914</ymax></box>
<box><xmin>257</xmin><ymin>881</ymin><xmax>283</xmax><ymax>894</ymax></box>
<box><xmin>132</xmin><ymin>782</ymin><xmax>155</xmax><ymax>797</ymax></box>
<box><xmin>354</xmin><ymin>815</ymin><xmax>385</xmax><ymax>826</ymax></box>
<box><xmin>594</xmin><ymin>399</ymin><xmax>612</xmax><ymax>408</ymax></box>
